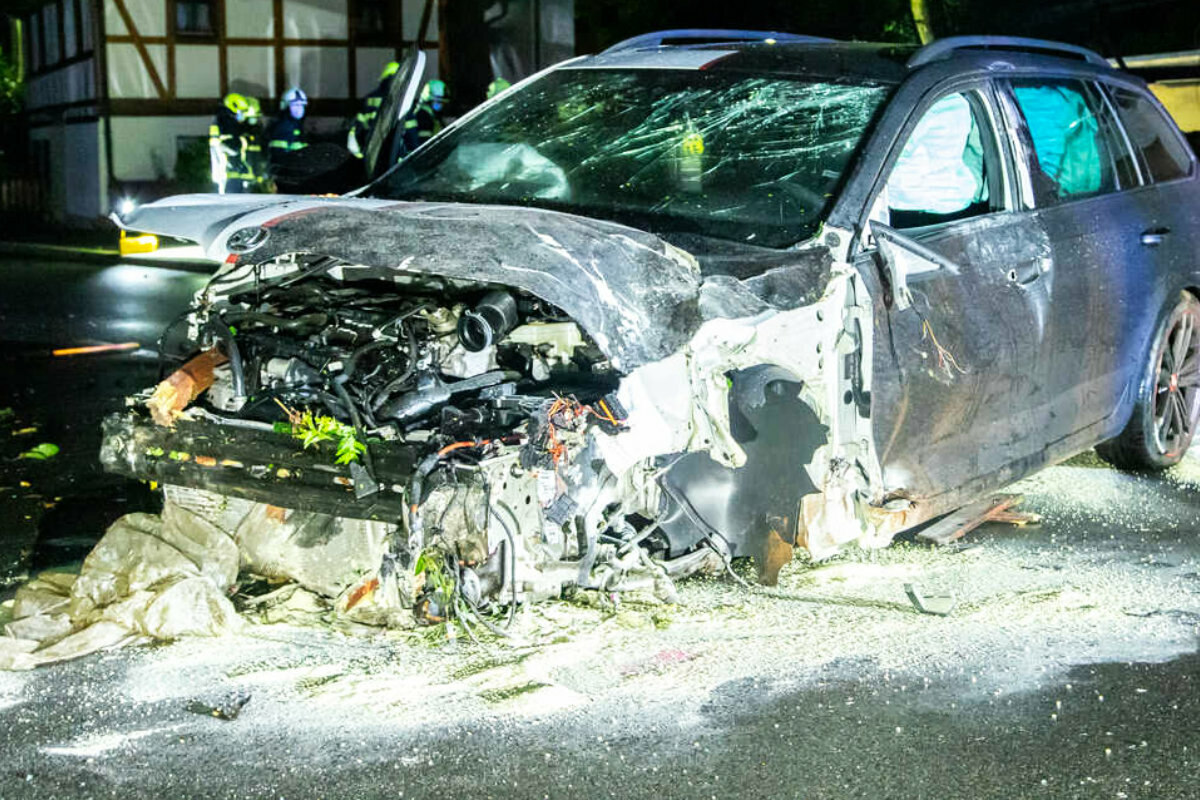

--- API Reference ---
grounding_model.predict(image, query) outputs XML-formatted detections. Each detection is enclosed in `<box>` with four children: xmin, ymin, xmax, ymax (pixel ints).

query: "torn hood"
<box><xmin>119</xmin><ymin>195</ymin><xmax>707</xmax><ymax>371</ymax></box>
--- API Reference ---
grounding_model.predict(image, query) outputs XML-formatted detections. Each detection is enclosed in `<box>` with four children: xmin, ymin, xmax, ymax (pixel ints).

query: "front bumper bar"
<box><xmin>100</xmin><ymin>412</ymin><xmax>417</xmax><ymax>520</ymax></box>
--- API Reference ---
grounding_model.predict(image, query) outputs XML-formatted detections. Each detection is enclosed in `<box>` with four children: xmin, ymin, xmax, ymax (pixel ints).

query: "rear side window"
<box><xmin>1089</xmin><ymin>83</ymin><xmax>1141</xmax><ymax>190</ymax></box>
<box><xmin>1007</xmin><ymin>79</ymin><xmax>1118</xmax><ymax>202</ymax></box>
<box><xmin>884</xmin><ymin>92</ymin><xmax>1000</xmax><ymax>228</ymax></box>
<box><xmin>1107</xmin><ymin>86</ymin><xmax>1192</xmax><ymax>183</ymax></box>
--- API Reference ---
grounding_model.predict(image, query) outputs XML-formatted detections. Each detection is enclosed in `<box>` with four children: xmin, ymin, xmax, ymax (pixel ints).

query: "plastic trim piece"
<box><xmin>907</xmin><ymin>36</ymin><xmax>1109</xmax><ymax>69</ymax></box>
<box><xmin>601</xmin><ymin>29</ymin><xmax>832</xmax><ymax>55</ymax></box>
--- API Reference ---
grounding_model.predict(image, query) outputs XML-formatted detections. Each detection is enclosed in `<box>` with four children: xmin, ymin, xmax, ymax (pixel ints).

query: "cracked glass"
<box><xmin>372</xmin><ymin>69</ymin><xmax>891</xmax><ymax>248</ymax></box>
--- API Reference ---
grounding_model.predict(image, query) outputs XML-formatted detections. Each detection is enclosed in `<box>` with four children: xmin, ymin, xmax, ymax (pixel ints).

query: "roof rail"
<box><xmin>907</xmin><ymin>36</ymin><xmax>1109</xmax><ymax>69</ymax></box>
<box><xmin>601</xmin><ymin>29</ymin><xmax>831</xmax><ymax>55</ymax></box>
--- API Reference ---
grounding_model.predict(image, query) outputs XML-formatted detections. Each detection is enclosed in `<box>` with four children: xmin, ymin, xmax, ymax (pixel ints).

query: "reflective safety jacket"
<box><xmin>401</xmin><ymin>103</ymin><xmax>442</xmax><ymax>157</ymax></box>
<box><xmin>209</xmin><ymin>107</ymin><xmax>255</xmax><ymax>182</ymax></box>
<box><xmin>268</xmin><ymin>114</ymin><xmax>308</xmax><ymax>154</ymax></box>
<box><xmin>348</xmin><ymin>80</ymin><xmax>388</xmax><ymax>157</ymax></box>
<box><xmin>243</xmin><ymin>117</ymin><xmax>264</xmax><ymax>178</ymax></box>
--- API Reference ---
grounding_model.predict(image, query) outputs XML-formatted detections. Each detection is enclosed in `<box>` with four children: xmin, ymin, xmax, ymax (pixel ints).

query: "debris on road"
<box><xmin>904</xmin><ymin>582</ymin><xmax>958</xmax><ymax>616</ymax></box>
<box><xmin>916</xmin><ymin>494</ymin><xmax>1041</xmax><ymax>547</ymax></box>
<box><xmin>17</xmin><ymin>443</ymin><xmax>59</xmax><ymax>461</ymax></box>
<box><xmin>0</xmin><ymin>501</ymin><xmax>241</xmax><ymax>669</ymax></box>
<box><xmin>185</xmin><ymin>692</ymin><xmax>251</xmax><ymax>721</ymax></box>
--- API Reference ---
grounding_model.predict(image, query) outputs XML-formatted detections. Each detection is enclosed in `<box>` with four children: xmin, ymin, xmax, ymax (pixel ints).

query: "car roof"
<box><xmin>568</xmin><ymin>36</ymin><xmax>1124</xmax><ymax>86</ymax></box>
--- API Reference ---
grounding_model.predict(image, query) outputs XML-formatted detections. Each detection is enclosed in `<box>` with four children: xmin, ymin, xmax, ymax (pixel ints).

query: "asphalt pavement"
<box><xmin>0</xmin><ymin>251</ymin><xmax>209</xmax><ymax>578</ymax></box>
<box><xmin>0</xmin><ymin>249</ymin><xmax>1197</xmax><ymax>800</ymax></box>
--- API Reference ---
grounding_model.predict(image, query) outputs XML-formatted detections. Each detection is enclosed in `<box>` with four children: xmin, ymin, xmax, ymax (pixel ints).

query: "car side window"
<box><xmin>1106</xmin><ymin>86</ymin><xmax>1193</xmax><ymax>183</ymax></box>
<box><xmin>1005</xmin><ymin>79</ymin><xmax>1124</xmax><ymax>204</ymax></box>
<box><xmin>883</xmin><ymin>92</ymin><xmax>1000</xmax><ymax>229</ymax></box>
<box><xmin>1087</xmin><ymin>82</ymin><xmax>1141</xmax><ymax>190</ymax></box>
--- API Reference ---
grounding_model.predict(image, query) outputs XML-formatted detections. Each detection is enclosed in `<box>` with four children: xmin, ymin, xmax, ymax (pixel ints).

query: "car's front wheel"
<box><xmin>1098</xmin><ymin>291</ymin><xmax>1200</xmax><ymax>471</ymax></box>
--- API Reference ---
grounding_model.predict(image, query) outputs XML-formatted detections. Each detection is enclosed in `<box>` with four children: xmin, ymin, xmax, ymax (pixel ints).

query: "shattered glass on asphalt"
<box><xmin>372</xmin><ymin>70</ymin><xmax>891</xmax><ymax>248</ymax></box>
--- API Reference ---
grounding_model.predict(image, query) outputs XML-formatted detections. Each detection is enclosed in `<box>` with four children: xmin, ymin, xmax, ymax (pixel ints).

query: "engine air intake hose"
<box><xmin>458</xmin><ymin>291</ymin><xmax>519</xmax><ymax>352</ymax></box>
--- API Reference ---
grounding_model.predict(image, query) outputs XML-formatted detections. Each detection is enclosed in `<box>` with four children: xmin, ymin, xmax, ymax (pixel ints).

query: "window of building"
<box><xmin>175</xmin><ymin>0</ymin><xmax>217</xmax><ymax>38</ymax></box>
<box><xmin>884</xmin><ymin>91</ymin><xmax>1001</xmax><ymax>228</ymax></box>
<box><xmin>1106</xmin><ymin>86</ymin><xmax>1193</xmax><ymax>183</ymax></box>
<box><xmin>43</xmin><ymin>3</ymin><xmax>61</xmax><ymax>67</ymax></box>
<box><xmin>63</xmin><ymin>0</ymin><xmax>79</xmax><ymax>60</ymax></box>
<box><xmin>79</xmin><ymin>0</ymin><xmax>93</xmax><ymax>53</ymax></box>
<box><xmin>28</xmin><ymin>12</ymin><xmax>41</xmax><ymax>73</ymax></box>
<box><xmin>354</xmin><ymin>0</ymin><xmax>399</xmax><ymax>44</ymax></box>
<box><xmin>1005</xmin><ymin>79</ymin><xmax>1118</xmax><ymax>203</ymax></box>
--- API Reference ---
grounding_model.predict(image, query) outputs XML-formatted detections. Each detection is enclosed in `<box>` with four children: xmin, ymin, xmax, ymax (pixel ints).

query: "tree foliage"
<box><xmin>574</xmin><ymin>0</ymin><xmax>919</xmax><ymax>54</ymax></box>
<box><xmin>574</xmin><ymin>0</ymin><xmax>1197</xmax><ymax>58</ymax></box>
<box><xmin>0</xmin><ymin>49</ymin><xmax>21</xmax><ymax>115</ymax></box>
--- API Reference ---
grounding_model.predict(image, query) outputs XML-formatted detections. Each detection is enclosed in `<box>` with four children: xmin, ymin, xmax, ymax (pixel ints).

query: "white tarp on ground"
<box><xmin>1</xmin><ymin>486</ymin><xmax>402</xmax><ymax>670</ymax></box>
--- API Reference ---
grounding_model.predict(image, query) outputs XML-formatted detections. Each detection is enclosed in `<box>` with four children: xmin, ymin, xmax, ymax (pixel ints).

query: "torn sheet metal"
<box><xmin>120</xmin><ymin>194</ymin><xmax>836</xmax><ymax>374</ymax></box>
<box><xmin>125</xmin><ymin>199</ymin><xmax>706</xmax><ymax>372</ymax></box>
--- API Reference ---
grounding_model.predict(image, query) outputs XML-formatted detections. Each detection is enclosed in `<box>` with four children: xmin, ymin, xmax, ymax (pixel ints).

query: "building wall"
<box><xmin>101</xmin><ymin>0</ymin><xmax>440</xmax><ymax>109</ymax></box>
<box><xmin>98</xmin><ymin>0</ymin><xmax>441</xmax><ymax>195</ymax></box>
<box><xmin>17</xmin><ymin>0</ymin><xmax>574</xmax><ymax>220</ymax></box>
<box><xmin>109</xmin><ymin>115</ymin><xmax>209</xmax><ymax>180</ymax></box>
<box><xmin>20</xmin><ymin>0</ymin><xmax>103</xmax><ymax>222</ymax></box>
<box><xmin>29</xmin><ymin>122</ymin><xmax>104</xmax><ymax>219</ymax></box>
<box><xmin>1121</xmin><ymin>51</ymin><xmax>1200</xmax><ymax>135</ymax></box>
<box><xmin>23</xmin><ymin>0</ymin><xmax>101</xmax><ymax>112</ymax></box>
<box><xmin>1151</xmin><ymin>82</ymin><xmax>1200</xmax><ymax>133</ymax></box>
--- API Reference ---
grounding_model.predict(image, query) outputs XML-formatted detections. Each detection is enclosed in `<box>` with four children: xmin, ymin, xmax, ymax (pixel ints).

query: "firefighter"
<box><xmin>242</xmin><ymin>96</ymin><xmax>266</xmax><ymax>187</ymax></box>
<box><xmin>268</xmin><ymin>87</ymin><xmax>309</xmax><ymax>157</ymax></box>
<box><xmin>348</xmin><ymin>61</ymin><xmax>399</xmax><ymax>158</ymax></box>
<box><xmin>486</xmin><ymin>77</ymin><xmax>511</xmax><ymax>100</ymax></box>
<box><xmin>401</xmin><ymin>79</ymin><xmax>448</xmax><ymax>156</ymax></box>
<box><xmin>210</xmin><ymin>93</ymin><xmax>255</xmax><ymax>193</ymax></box>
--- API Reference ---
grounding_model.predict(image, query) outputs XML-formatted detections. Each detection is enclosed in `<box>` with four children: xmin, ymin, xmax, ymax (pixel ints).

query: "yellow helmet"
<box><xmin>223</xmin><ymin>93</ymin><xmax>250</xmax><ymax>115</ymax></box>
<box><xmin>381</xmin><ymin>61</ymin><xmax>400</xmax><ymax>80</ymax></box>
<box><xmin>244</xmin><ymin>96</ymin><xmax>261</xmax><ymax>121</ymax></box>
<box><xmin>486</xmin><ymin>77</ymin><xmax>511</xmax><ymax>99</ymax></box>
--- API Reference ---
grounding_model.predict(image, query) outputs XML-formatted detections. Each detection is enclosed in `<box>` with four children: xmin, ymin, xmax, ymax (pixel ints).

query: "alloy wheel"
<box><xmin>1153</xmin><ymin>308</ymin><xmax>1200</xmax><ymax>457</ymax></box>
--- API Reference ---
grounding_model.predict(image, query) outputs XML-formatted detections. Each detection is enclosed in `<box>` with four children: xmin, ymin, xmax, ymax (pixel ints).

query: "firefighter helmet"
<box><xmin>280</xmin><ymin>87</ymin><xmax>308</xmax><ymax>109</ymax></box>
<box><xmin>420</xmin><ymin>79</ymin><xmax>448</xmax><ymax>104</ymax></box>
<box><xmin>223</xmin><ymin>93</ymin><xmax>250</xmax><ymax>116</ymax></box>
<box><xmin>486</xmin><ymin>78</ymin><xmax>511</xmax><ymax>99</ymax></box>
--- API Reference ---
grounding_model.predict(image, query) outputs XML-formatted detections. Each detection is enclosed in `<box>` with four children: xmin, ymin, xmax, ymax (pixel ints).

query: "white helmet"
<box><xmin>281</xmin><ymin>87</ymin><xmax>308</xmax><ymax>108</ymax></box>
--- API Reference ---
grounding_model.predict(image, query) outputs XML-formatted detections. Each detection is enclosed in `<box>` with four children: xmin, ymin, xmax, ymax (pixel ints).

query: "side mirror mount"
<box><xmin>868</xmin><ymin>222</ymin><xmax>959</xmax><ymax>312</ymax></box>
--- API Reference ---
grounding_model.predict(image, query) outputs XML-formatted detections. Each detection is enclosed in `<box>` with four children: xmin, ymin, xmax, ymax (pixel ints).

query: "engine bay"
<box><xmin>105</xmin><ymin>255</ymin><xmax>732</xmax><ymax>626</ymax></box>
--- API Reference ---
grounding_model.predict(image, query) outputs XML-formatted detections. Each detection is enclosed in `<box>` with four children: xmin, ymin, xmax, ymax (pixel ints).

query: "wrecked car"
<box><xmin>105</xmin><ymin>32</ymin><xmax>1200</xmax><ymax>622</ymax></box>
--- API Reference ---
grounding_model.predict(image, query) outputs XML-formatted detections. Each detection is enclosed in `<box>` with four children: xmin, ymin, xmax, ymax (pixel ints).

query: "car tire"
<box><xmin>1097</xmin><ymin>291</ymin><xmax>1200</xmax><ymax>471</ymax></box>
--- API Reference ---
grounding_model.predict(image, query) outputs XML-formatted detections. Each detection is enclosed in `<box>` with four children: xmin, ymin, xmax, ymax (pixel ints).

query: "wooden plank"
<box><xmin>109</xmin><ymin>97</ymin><xmax>356</xmax><ymax>116</ymax></box>
<box><xmin>165</xmin><ymin>0</ymin><xmax>176</xmax><ymax>99</ymax></box>
<box><xmin>916</xmin><ymin>493</ymin><xmax>1039</xmax><ymax>546</ymax></box>
<box><xmin>272</xmin><ymin>0</ymin><xmax>283</xmax><ymax>99</ymax></box>
<box><xmin>224</xmin><ymin>36</ymin><xmax>355</xmax><ymax>47</ymax></box>
<box><xmin>218</xmin><ymin>0</ymin><xmax>229</xmax><ymax>95</ymax></box>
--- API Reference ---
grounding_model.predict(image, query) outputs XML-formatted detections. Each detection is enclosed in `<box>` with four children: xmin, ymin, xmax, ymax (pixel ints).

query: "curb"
<box><xmin>0</xmin><ymin>241</ymin><xmax>217</xmax><ymax>273</ymax></box>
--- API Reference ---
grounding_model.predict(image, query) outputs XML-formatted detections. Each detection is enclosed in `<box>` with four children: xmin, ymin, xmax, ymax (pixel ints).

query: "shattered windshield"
<box><xmin>371</xmin><ymin>69</ymin><xmax>891</xmax><ymax>248</ymax></box>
